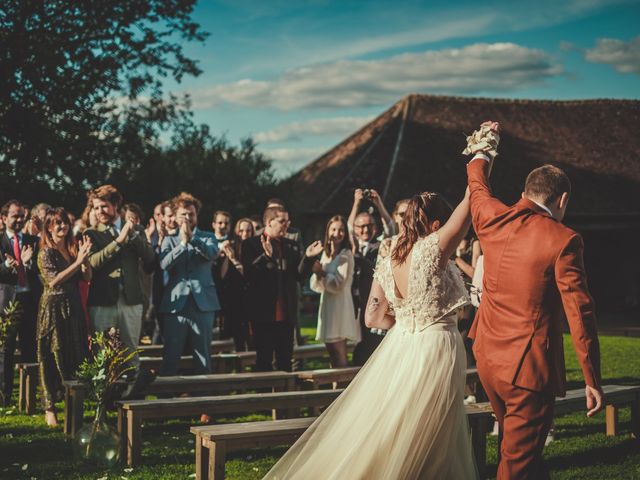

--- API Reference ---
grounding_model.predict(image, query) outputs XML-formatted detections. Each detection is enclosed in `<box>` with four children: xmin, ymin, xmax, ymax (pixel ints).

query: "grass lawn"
<box><xmin>1</xmin><ymin>332</ymin><xmax>638</xmax><ymax>479</ymax></box>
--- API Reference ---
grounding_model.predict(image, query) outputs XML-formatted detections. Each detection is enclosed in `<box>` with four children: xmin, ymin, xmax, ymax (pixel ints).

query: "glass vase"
<box><xmin>73</xmin><ymin>404</ymin><xmax>120</xmax><ymax>467</ymax></box>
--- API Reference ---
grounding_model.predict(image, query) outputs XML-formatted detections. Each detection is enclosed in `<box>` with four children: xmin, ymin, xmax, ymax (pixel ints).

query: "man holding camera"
<box><xmin>347</xmin><ymin>188</ymin><xmax>394</xmax><ymax>365</ymax></box>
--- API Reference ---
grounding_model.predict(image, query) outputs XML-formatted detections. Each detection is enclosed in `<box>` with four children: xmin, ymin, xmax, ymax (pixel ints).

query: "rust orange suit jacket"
<box><xmin>467</xmin><ymin>159</ymin><xmax>601</xmax><ymax>397</ymax></box>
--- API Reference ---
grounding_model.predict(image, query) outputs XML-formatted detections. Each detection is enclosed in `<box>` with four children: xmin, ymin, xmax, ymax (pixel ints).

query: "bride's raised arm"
<box><xmin>365</xmin><ymin>279</ymin><xmax>396</xmax><ymax>329</ymax></box>
<box><xmin>436</xmin><ymin>188</ymin><xmax>472</xmax><ymax>268</ymax></box>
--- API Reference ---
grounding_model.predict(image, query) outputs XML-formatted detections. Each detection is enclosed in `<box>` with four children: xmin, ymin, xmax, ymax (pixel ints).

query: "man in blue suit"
<box><xmin>159</xmin><ymin>192</ymin><xmax>220</xmax><ymax>375</ymax></box>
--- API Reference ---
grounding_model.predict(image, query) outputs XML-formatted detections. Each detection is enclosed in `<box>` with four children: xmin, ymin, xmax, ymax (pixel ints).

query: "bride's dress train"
<box><xmin>265</xmin><ymin>233</ymin><xmax>479</xmax><ymax>479</ymax></box>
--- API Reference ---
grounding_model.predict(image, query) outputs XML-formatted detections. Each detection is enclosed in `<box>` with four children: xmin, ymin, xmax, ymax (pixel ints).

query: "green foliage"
<box><xmin>0</xmin><ymin>0</ymin><xmax>207</xmax><ymax>207</ymax></box>
<box><xmin>76</xmin><ymin>328</ymin><xmax>138</xmax><ymax>421</ymax></box>
<box><xmin>0</xmin><ymin>301</ymin><xmax>22</xmax><ymax>348</ymax></box>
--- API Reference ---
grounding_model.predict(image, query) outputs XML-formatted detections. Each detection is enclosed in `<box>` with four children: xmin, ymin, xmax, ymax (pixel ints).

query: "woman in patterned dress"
<box><xmin>37</xmin><ymin>208</ymin><xmax>92</xmax><ymax>426</ymax></box>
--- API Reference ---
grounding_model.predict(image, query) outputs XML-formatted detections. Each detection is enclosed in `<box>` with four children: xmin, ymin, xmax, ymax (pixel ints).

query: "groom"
<box><xmin>467</xmin><ymin>127</ymin><xmax>603</xmax><ymax>479</ymax></box>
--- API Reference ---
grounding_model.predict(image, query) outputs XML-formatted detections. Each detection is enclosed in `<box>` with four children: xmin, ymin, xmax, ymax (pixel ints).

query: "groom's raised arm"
<box><xmin>467</xmin><ymin>155</ymin><xmax>507</xmax><ymax>234</ymax></box>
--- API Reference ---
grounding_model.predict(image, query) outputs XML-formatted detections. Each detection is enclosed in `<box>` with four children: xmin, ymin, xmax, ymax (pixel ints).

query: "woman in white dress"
<box><xmin>265</xmin><ymin>182</ymin><xmax>481</xmax><ymax>479</ymax></box>
<box><xmin>307</xmin><ymin>215</ymin><xmax>361</xmax><ymax>367</ymax></box>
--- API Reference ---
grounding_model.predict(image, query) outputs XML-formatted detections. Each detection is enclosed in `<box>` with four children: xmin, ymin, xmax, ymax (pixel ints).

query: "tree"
<box><xmin>0</xmin><ymin>0</ymin><xmax>207</xmax><ymax>208</ymax></box>
<box><xmin>125</xmin><ymin>118</ymin><xmax>279</xmax><ymax>225</ymax></box>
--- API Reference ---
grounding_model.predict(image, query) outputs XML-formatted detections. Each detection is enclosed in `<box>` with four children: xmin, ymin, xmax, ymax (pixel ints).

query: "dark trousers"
<box><xmin>253</xmin><ymin>322</ymin><xmax>294</xmax><ymax>372</ymax></box>
<box><xmin>2</xmin><ymin>291</ymin><xmax>38</xmax><ymax>401</ymax></box>
<box><xmin>477</xmin><ymin>359</ymin><xmax>554</xmax><ymax>480</ymax></box>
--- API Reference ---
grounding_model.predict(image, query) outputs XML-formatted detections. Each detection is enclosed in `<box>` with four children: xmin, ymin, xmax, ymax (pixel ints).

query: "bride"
<box><xmin>265</xmin><ymin>124</ymin><xmax>498</xmax><ymax>479</ymax></box>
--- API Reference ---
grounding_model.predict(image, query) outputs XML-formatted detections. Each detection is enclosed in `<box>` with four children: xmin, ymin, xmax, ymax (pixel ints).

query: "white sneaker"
<box><xmin>545</xmin><ymin>428</ymin><xmax>555</xmax><ymax>446</ymax></box>
<box><xmin>463</xmin><ymin>395</ymin><xmax>476</xmax><ymax>405</ymax></box>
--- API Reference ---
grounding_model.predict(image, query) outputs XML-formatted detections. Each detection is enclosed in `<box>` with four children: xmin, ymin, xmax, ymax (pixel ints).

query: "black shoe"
<box><xmin>120</xmin><ymin>368</ymin><xmax>157</xmax><ymax>400</ymax></box>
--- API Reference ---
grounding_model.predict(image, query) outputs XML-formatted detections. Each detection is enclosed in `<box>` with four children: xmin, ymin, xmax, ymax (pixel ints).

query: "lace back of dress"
<box><xmin>374</xmin><ymin>233</ymin><xmax>469</xmax><ymax>333</ymax></box>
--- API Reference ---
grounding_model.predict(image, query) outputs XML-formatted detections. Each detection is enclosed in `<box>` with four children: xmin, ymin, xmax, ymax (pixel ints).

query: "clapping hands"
<box><xmin>260</xmin><ymin>234</ymin><xmax>273</xmax><ymax>258</ymax></box>
<box><xmin>76</xmin><ymin>235</ymin><xmax>93</xmax><ymax>265</ymax></box>
<box><xmin>305</xmin><ymin>240</ymin><xmax>323</xmax><ymax>258</ymax></box>
<box><xmin>20</xmin><ymin>244</ymin><xmax>34</xmax><ymax>265</ymax></box>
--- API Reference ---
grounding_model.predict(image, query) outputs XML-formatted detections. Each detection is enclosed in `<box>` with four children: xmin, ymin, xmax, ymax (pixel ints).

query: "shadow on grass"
<box><xmin>546</xmin><ymin>438</ymin><xmax>640</xmax><ymax>472</ymax></box>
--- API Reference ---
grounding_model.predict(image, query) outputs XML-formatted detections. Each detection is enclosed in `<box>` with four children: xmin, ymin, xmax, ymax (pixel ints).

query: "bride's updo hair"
<box><xmin>392</xmin><ymin>192</ymin><xmax>452</xmax><ymax>265</ymax></box>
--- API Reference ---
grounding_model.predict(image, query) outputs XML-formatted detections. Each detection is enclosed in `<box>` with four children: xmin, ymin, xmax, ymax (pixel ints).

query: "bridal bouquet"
<box><xmin>462</xmin><ymin>121</ymin><xmax>501</xmax><ymax>157</ymax></box>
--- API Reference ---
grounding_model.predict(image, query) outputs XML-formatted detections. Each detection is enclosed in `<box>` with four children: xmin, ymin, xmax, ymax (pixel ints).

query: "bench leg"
<box><xmin>18</xmin><ymin>366</ymin><xmax>27</xmax><ymax>412</ymax></box>
<box><xmin>631</xmin><ymin>394</ymin><xmax>640</xmax><ymax>439</ymax></box>
<box><xmin>126</xmin><ymin>411</ymin><xmax>142</xmax><ymax>466</ymax></box>
<box><xmin>208</xmin><ymin>440</ymin><xmax>227</xmax><ymax>480</ymax></box>
<box><xmin>196</xmin><ymin>434</ymin><xmax>209</xmax><ymax>480</ymax></box>
<box><xmin>117</xmin><ymin>408</ymin><xmax>126</xmax><ymax>461</ymax></box>
<box><xmin>470</xmin><ymin>417</ymin><xmax>488</xmax><ymax>480</ymax></box>
<box><xmin>25</xmin><ymin>367</ymin><xmax>37</xmax><ymax>415</ymax></box>
<box><xmin>63</xmin><ymin>386</ymin><xmax>72</xmax><ymax>435</ymax></box>
<box><xmin>606</xmin><ymin>404</ymin><xmax>618</xmax><ymax>436</ymax></box>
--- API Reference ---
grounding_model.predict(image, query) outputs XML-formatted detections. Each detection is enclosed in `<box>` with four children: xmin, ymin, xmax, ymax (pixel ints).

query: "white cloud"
<box><xmin>584</xmin><ymin>36</ymin><xmax>640</xmax><ymax>74</ymax></box>
<box><xmin>254</xmin><ymin>116</ymin><xmax>374</xmax><ymax>143</ymax></box>
<box><xmin>263</xmin><ymin>146</ymin><xmax>327</xmax><ymax>176</ymax></box>
<box><xmin>190</xmin><ymin>43</ymin><xmax>561</xmax><ymax>110</ymax></box>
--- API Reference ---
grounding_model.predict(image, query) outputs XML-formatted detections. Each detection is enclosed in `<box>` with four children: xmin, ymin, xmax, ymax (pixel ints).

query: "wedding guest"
<box><xmin>215</xmin><ymin>218</ymin><xmax>255</xmax><ymax>351</ymax></box>
<box><xmin>26</xmin><ymin>203</ymin><xmax>51</xmax><ymax>236</ymax></box>
<box><xmin>85</xmin><ymin>185</ymin><xmax>155</xmax><ymax>371</ymax></box>
<box><xmin>266</xmin><ymin>199</ymin><xmax>305</xmax><ymax>346</ymax></box>
<box><xmin>391</xmin><ymin>198</ymin><xmax>410</xmax><ymax>235</ymax></box>
<box><xmin>249</xmin><ymin>214</ymin><xmax>264</xmax><ymax>235</ymax></box>
<box><xmin>0</xmin><ymin>200</ymin><xmax>43</xmax><ymax>403</ymax></box>
<box><xmin>36</xmin><ymin>208</ymin><xmax>92</xmax><ymax>426</ymax></box>
<box><xmin>123</xmin><ymin>203</ymin><xmax>154</xmax><ymax>337</ymax></box>
<box><xmin>159</xmin><ymin>192</ymin><xmax>220</xmax><ymax>375</ymax></box>
<box><xmin>305</xmin><ymin>216</ymin><xmax>360</xmax><ymax>368</ymax></box>
<box><xmin>347</xmin><ymin>188</ymin><xmax>394</xmax><ymax>241</ymax></box>
<box><xmin>242</xmin><ymin>206</ymin><xmax>303</xmax><ymax>371</ymax></box>
<box><xmin>150</xmin><ymin>201</ymin><xmax>178</xmax><ymax>344</ymax></box>
<box><xmin>350</xmin><ymin>210</ymin><xmax>385</xmax><ymax>365</ymax></box>
<box><xmin>211</xmin><ymin>210</ymin><xmax>233</xmax><ymax>340</ymax></box>
<box><xmin>123</xmin><ymin>203</ymin><xmax>145</xmax><ymax>226</ymax></box>
<box><xmin>211</xmin><ymin>211</ymin><xmax>231</xmax><ymax>245</ymax></box>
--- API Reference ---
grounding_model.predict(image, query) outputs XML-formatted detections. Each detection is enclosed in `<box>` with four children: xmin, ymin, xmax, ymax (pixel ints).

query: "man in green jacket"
<box><xmin>85</xmin><ymin>185</ymin><xmax>155</xmax><ymax>369</ymax></box>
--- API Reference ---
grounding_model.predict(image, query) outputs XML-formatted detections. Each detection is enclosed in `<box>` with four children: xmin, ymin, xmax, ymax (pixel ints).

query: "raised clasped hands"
<box><xmin>179</xmin><ymin>221</ymin><xmax>192</xmax><ymax>245</ymax></box>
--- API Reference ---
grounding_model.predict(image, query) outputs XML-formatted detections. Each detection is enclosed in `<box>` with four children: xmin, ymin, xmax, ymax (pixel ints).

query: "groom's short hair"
<box><xmin>524</xmin><ymin>165</ymin><xmax>571</xmax><ymax>204</ymax></box>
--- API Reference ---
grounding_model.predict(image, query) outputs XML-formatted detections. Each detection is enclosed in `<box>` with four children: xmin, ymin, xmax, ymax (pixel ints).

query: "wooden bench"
<box><xmin>117</xmin><ymin>388</ymin><xmax>344</xmax><ymax>466</ymax></box>
<box><xmin>17</xmin><ymin>362</ymin><xmax>38</xmax><ymax>414</ymax></box>
<box><xmin>554</xmin><ymin>384</ymin><xmax>640</xmax><ymax>437</ymax></box>
<box><xmin>191</xmin><ymin>403</ymin><xmax>495</xmax><ymax>480</ymax></box>
<box><xmin>63</xmin><ymin>371</ymin><xmax>298</xmax><ymax>437</ymax></box>
<box><xmin>138</xmin><ymin>339</ymin><xmax>236</xmax><ymax>357</ymax></box>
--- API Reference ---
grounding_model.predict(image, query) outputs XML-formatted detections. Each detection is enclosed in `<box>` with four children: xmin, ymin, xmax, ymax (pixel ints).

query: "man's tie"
<box><xmin>12</xmin><ymin>235</ymin><xmax>27</xmax><ymax>287</ymax></box>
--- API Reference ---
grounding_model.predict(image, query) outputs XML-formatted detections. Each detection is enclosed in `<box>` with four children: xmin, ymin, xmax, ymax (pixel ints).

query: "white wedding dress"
<box><xmin>265</xmin><ymin>233</ymin><xmax>479</xmax><ymax>479</ymax></box>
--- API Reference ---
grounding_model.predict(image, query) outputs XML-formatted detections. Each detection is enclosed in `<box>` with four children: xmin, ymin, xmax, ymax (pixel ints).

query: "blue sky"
<box><xmin>164</xmin><ymin>0</ymin><xmax>640</xmax><ymax>177</ymax></box>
